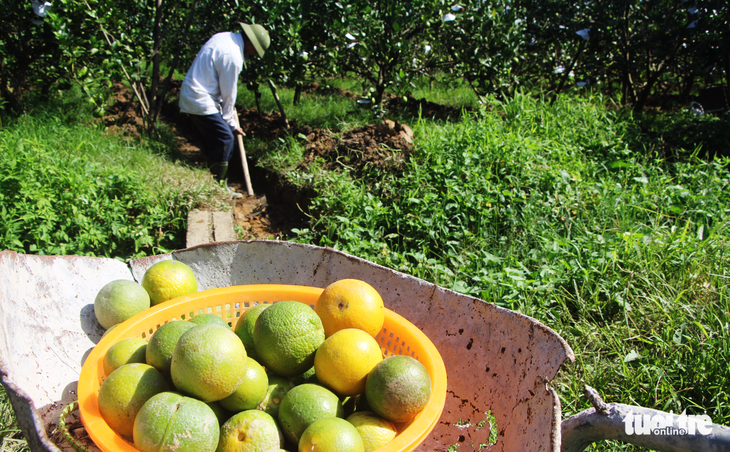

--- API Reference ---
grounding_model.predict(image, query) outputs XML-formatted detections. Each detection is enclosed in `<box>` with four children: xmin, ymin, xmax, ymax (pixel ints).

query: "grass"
<box><xmin>0</xmin><ymin>90</ymin><xmax>227</xmax><ymax>259</ymax></box>
<box><xmin>0</xmin><ymin>384</ymin><xmax>30</xmax><ymax>452</ymax></box>
<box><xmin>2</xmin><ymin>80</ymin><xmax>730</xmax><ymax>451</ymax></box>
<box><xmin>279</xmin><ymin>92</ymin><xmax>730</xmax><ymax>450</ymax></box>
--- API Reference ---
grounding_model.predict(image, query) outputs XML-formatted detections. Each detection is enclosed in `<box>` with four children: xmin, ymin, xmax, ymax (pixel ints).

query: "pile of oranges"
<box><xmin>93</xmin><ymin>271</ymin><xmax>433</xmax><ymax>452</ymax></box>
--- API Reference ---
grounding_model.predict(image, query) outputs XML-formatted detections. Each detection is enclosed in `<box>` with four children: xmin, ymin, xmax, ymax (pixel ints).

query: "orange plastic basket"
<box><xmin>78</xmin><ymin>284</ymin><xmax>447</xmax><ymax>452</ymax></box>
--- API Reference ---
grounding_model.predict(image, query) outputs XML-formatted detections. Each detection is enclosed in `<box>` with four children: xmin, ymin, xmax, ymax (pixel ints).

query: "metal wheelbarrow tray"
<box><xmin>2</xmin><ymin>240</ymin><xmax>729</xmax><ymax>452</ymax></box>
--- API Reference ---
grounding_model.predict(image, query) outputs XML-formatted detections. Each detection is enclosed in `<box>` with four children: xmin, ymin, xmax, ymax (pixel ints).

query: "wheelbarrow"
<box><xmin>1</xmin><ymin>241</ymin><xmax>729</xmax><ymax>452</ymax></box>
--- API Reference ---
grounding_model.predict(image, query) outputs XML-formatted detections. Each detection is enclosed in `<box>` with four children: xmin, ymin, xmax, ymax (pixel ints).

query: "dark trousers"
<box><xmin>188</xmin><ymin>113</ymin><xmax>235</xmax><ymax>164</ymax></box>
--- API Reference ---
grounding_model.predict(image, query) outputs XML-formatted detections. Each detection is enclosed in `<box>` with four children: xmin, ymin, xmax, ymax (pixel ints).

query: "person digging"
<box><xmin>179</xmin><ymin>23</ymin><xmax>270</xmax><ymax>198</ymax></box>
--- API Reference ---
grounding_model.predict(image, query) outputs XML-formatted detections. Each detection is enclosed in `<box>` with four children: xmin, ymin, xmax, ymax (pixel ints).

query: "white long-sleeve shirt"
<box><xmin>179</xmin><ymin>32</ymin><xmax>245</xmax><ymax>130</ymax></box>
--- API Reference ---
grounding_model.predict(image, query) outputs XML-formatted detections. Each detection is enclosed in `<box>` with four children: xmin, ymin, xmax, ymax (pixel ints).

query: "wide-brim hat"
<box><xmin>239</xmin><ymin>23</ymin><xmax>270</xmax><ymax>58</ymax></box>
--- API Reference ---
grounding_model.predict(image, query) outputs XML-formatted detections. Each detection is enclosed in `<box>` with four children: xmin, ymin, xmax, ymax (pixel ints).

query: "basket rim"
<box><xmin>78</xmin><ymin>284</ymin><xmax>447</xmax><ymax>452</ymax></box>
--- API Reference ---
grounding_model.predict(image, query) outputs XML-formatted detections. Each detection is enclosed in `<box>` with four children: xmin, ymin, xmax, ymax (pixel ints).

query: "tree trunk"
<box><xmin>267</xmin><ymin>79</ymin><xmax>289</xmax><ymax>128</ymax></box>
<box><xmin>148</xmin><ymin>0</ymin><xmax>199</xmax><ymax>133</ymax></box>
<box><xmin>293</xmin><ymin>81</ymin><xmax>302</xmax><ymax>106</ymax></box>
<box><xmin>148</xmin><ymin>0</ymin><xmax>164</xmax><ymax>129</ymax></box>
<box><xmin>550</xmin><ymin>39</ymin><xmax>586</xmax><ymax>106</ymax></box>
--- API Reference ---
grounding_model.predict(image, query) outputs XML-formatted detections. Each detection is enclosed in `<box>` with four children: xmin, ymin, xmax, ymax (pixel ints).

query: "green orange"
<box><xmin>346</xmin><ymin>411</ymin><xmax>397</xmax><ymax>452</ymax></box>
<box><xmin>189</xmin><ymin>313</ymin><xmax>229</xmax><ymax>328</ymax></box>
<box><xmin>171</xmin><ymin>324</ymin><xmax>247</xmax><ymax>402</ymax></box>
<box><xmin>217</xmin><ymin>409</ymin><xmax>283</xmax><ymax>452</ymax></box>
<box><xmin>298</xmin><ymin>417</ymin><xmax>364</xmax><ymax>452</ymax></box>
<box><xmin>97</xmin><ymin>363</ymin><xmax>169</xmax><ymax>439</ymax></box>
<box><xmin>133</xmin><ymin>391</ymin><xmax>220</xmax><ymax>452</ymax></box>
<box><xmin>103</xmin><ymin>337</ymin><xmax>148</xmax><ymax>377</ymax></box>
<box><xmin>365</xmin><ymin>355</ymin><xmax>432</xmax><ymax>423</ymax></box>
<box><xmin>141</xmin><ymin>260</ymin><xmax>198</xmax><ymax>306</ymax></box>
<box><xmin>277</xmin><ymin>383</ymin><xmax>344</xmax><ymax>445</ymax></box>
<box><xmin>145</xmin><ymin>320</ymin><xmax>196</xmax><ymax>377</ymax></box>
<box><xmin>94</xmin><ymin>280</ymin><xmax>150</xmax><ymax>329</ymax></box>
<box><xmin>218</xmin><ymin>357</ymin><xmax>268</xmax><ymax>413</ymax></box>
<box><xmin>257</xmin><ymin>374</ymin><xmax>294</xmax><ymax>417</ymax></box>
<box><xmin>253</xmin><ymin>301</ymin><xmax>325</xmax><ymax>377</ymax></box>
<box><xmin>234</xmin><ymin>304</ymin><xmax>270</xmax><ymax>361</ymax></box>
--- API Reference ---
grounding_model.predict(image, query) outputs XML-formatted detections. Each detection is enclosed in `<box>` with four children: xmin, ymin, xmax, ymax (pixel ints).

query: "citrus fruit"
<box><xmin>234</xmin><ymin>304</ymin><xmax>270</xmax><ymax>361</ymax></box>
<box><xmin>101</xmin><ymin>323</ymin><xmax>120</xmax><ymax>339</ymax></box>
<box><xmin>171</xmin><ymin>324</ymin><xmax>247</xmax><ymax>402</ymax></box>
<box><xmin>314</xmin><ymin>328</ymin><xmax>383</xmax><ymax>396</ymax></box>
<box><xmin>314</xmin><ymin>279</ymin><xmax>384</xmax><ymax>338</ymax></box>
<box><xmin>257</xmin><ymin>374</ymin><xmax>294</xmax><ymax>417</ymax></box>
<box><xmin>103</xmin><ymin>337</ymin><xmax>148</xmax><ymax>377</ymax></box>
<box><xmin>291</xmin><ymin>366</ymin><xmax>318</xmax><ymax>386</ymax></box>
<box><xmin>97</xmin><ymin>363</ymin><xmax>170</xmax><ymax>439</ymax></box>
<box><xmin>365</xmin><ymin>355</ymin><xmax>431</xmax><ymax>423</ymax></box>
<box><xmin>207</xmin><ymin>401</ymin><xmax>231</xmax><ymax>426</ymax></box>
<box><xmin>219</xmin><ymin>357</ymin><xmax>268</xmax><ymax>412</ymax></box>
<box><xmin>141</xmin><ymin>260</ymin><xmax>198</xmax><ymax>306</ymax></box>
<box><xmin>346</xmin><ymin>411</ymin><xmax>397</xmax><ymax>452</ymax></box>
<box><xmin>298</xmin><ymin>417</ymin><xmax>365</xmax><ymax>452</ymax></box>
<box><xmin>133</xmin><ymin>391</ymin><xmax>220</xmax><ymax>452</ymax></box>
<box><xmin>189</xmin><ymin>313</ymin><xmax>229</xmax><ymax>328</ymax></box>
<box><xmin>277</xmin><ymin>383</ymin><xmax>344</xmax><ymax>445</ymax></box>
<box><xmin>217</xmin><ymin>409</ymin><xmax>283</xmax><ymax>452</ymax></box>
<box><xmin>145</xmin><ymin>320</ymin><xmax>195</xmax><ymax>377</ymax></box>
<box><xmin>253</xmin><ymin>301</ymin><xmax>325</xmax><ymax>377</ymax></box>
<box><xmin>94</xmin><ymin>280</ymin><xmax>151</xmax><ymax>329</ymax></box>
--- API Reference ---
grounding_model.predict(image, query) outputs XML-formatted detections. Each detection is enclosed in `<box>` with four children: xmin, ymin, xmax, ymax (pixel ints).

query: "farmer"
<box><xmin>179</xmin><ymin>23</ymin><xmax>270</xmax><ymax>198</ymax></box>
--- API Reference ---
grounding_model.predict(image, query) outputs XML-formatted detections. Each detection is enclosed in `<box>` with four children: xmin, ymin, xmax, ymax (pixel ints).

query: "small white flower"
<box><xmin>443</xmin><ymin>13</ymin><xmax>456</xmax><ymax>22</ymax></box>
<box><xmin>515</xmin><ymin>18</ymin><xmax>523</xmax><ymax>25</ymax></box>
<box><xmin>424</xmin><ymin>44</ymin><xmax>432</xmax><ymax>54</ymax></box>
<box><xmin>555</xmin><ymin>65</ymin><xmax>566</xmax><ymax>74</ymax></box>
<box><xmin>576</xmin><ymin>28</ymin><xmax>590</xmax><ymax>40</ymax></box>
<box><xmin>345</xmin><ymin>33</ymin><xmax>356</xmax><ymax>41</ymax></box>
<box><xmin>451</xmin><ymin>5</ymin><xmax>463</xmax><ymax>12</ymax></box>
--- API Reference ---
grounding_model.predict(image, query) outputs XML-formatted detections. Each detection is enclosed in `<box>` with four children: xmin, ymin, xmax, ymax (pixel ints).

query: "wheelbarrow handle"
<box><xmin>561</xmin><ymin>386</ymin><xmax>730</xmax><ymax>452</ymax></box>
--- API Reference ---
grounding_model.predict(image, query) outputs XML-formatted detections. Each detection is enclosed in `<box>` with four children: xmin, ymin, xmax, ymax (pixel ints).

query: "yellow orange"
<box><xmin>314</xmin><ymin>279</ymin><xmax>385</xmax><ymax>338</ymax></box>
<box><xmin>314</xmin><ymin>328</ymin><xmax>383</xmax><ymax>396</ymax></box>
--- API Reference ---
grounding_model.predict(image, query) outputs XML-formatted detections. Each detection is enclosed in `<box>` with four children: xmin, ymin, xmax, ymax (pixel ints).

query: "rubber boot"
<box><xmin>209</xmin><ymin>162</ymin><xmax>243</xmax><ymax>199</ymax></box>
<box><xmin>209</xmin><ymin>162</ymin><xmax>229</xmax><ymax>182</ymax></box>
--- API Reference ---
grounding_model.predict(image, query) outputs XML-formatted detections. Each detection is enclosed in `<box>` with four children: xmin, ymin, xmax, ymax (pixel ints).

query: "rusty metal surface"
<box><xmin>0</xmin><ymin>241</ymin><xmax>575</xmax><ymax>452</ymax></box>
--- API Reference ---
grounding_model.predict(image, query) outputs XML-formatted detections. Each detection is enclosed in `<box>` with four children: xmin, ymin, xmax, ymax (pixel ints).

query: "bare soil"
<box><xmin>102</xmin><ymin>82</ymin><xmax>457</xmax><ymax>240</ymax></box>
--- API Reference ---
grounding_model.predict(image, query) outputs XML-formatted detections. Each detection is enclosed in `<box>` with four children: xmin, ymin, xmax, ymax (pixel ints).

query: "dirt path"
<box><xmin>102</xmin><ymin>82</ymin><xmax>463</xmax><ymax>240</ymax></box>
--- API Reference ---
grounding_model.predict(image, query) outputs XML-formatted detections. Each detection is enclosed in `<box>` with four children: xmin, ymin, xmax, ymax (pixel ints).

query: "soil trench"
<box><xmin>103</xmin><ymin>82</ymin><xmax>439</xmax><ymax>240</ymax></box>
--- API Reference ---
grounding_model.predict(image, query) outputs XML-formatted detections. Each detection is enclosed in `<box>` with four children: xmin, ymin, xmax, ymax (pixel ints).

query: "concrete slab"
<box><xmin>186</xmin><ymin>210</ymin><xmax>236</xmax><ymax>248</ymax></box>
<box><xmin>212</xmin><ymin>211</ymin><xmax>237</xmax><ymax>242</ymax></box>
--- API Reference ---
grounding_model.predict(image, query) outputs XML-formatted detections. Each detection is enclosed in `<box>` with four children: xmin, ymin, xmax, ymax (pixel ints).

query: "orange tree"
<box><xmin>5</xmin><ymin>0</ymin><xmax>242</xmax><ymax>126</ymax></box>
<box><xmin>437</xmin><ymin>1</ymin><xmax>531</xmax><ymax>100</ymax></box>
<box><xmin>324</xmin><ymin>0</ymin><xmax>449</xmax><ymax>110</ymax></box>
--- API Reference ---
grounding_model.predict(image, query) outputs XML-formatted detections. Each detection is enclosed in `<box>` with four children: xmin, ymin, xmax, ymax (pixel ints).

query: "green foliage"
<box><xmin>0</xmin><ymin>385</ymin><xmax>29</xmax><ymax>452</ymax></box>
<box><xmin>0</xmin><ymin>2</ymin><xmax>61</xmax><ymax>113</ymax></box>
<box><xmin>440</xmin><ymin>1</ymin><xmax>528</xmax><ymax>99</ymax></box>
<box><xmin>327</xmin><ymin>0</ymin><xmax>448</xmax><ymax>108</ymax></box>
<box><xmin>0</xmin><ymin>105</ymin><xmax>223</xmax><ymax>260</ymax></box>
<box><xmin>291</xmin><ymin>93</ymin><xmax>730</xmax><ymax>431</ymax></box>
